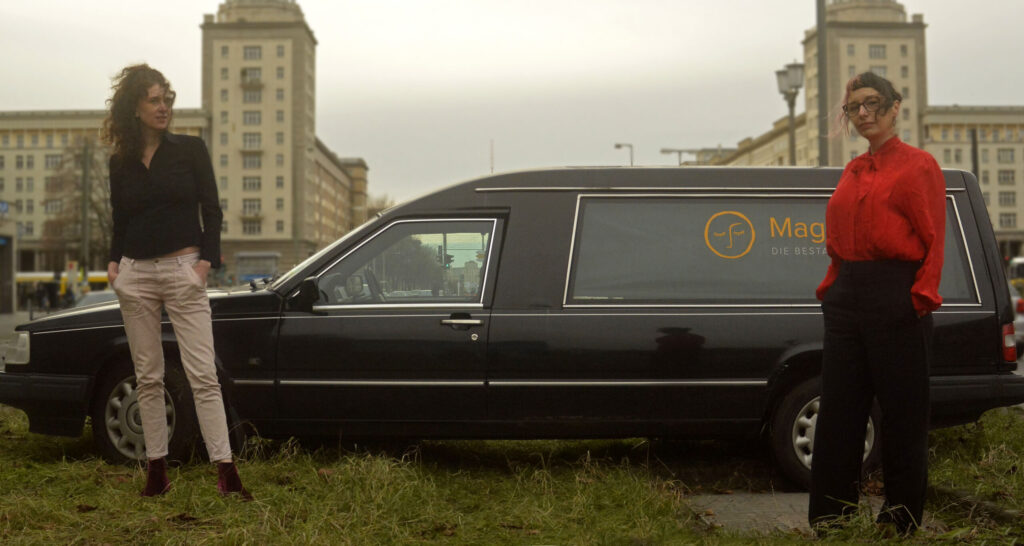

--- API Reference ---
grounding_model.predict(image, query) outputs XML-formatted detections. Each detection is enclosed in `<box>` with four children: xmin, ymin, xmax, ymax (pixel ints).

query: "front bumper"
<box><xmin>931</xmin><ymin>372</ymin><xmax>1024</xmax><ymax>427</ymax></box>
<box><xmin>0</xmin><ymin>372</ymin><xmax>91</xmax><ymax>436</ymax></box>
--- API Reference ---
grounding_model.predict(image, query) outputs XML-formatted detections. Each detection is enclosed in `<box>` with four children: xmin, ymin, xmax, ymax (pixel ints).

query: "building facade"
<box><xmin>0</xmin><ymin>0</ymin><xmax>367</xmax><ymax>284</ymax></box>
<box><xmin>710</xmin><ymin>0</ymin><xmax>1024</xmax><ymax>254</ymax></box>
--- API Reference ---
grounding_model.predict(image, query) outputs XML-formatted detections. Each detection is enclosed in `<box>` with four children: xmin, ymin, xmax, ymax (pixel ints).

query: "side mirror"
<box><xmin>290</xmin><ymin>276</ymin><xmax>320</xmax><ymax>312</ymax></box>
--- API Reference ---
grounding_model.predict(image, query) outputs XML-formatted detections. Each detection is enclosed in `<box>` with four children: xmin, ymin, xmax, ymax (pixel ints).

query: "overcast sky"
<box><xmin>1</xmin><ymin>0</ymin><xmax>1021</xmax><ymax>202</ymax></box>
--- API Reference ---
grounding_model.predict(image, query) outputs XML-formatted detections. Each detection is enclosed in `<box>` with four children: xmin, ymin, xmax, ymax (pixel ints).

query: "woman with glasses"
<box><xmin>103</xmin><ymin>64</ymin><xmax>250</xmax><ymax>499</ymax></box>
<box><xmin>809</xmin><ymin>71</ymin><xmax>945</xmax><ymax>535</ymax></box>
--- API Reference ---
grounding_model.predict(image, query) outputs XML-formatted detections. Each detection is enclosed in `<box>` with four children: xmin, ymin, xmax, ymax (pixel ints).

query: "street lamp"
<box><xmin>775</xmin><ymin>61</ymin><xmax>805</xmax><ymax>166</ymax></box>
<box><xmin>660</xmin><ymin>148</ymin><xmax>686</xmax><ymax>165</ymax></box>
<box><xmin>614</xmin><ymin>143</ymin><xmax>634</xmax><ymax>166</ymax></box>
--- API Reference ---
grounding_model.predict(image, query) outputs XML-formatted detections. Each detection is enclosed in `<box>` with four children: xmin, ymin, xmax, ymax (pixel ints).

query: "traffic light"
<box><xmin>444</xmin><ymin>254</ymin><xmax>454</xmax><ymax>268</ymax></box>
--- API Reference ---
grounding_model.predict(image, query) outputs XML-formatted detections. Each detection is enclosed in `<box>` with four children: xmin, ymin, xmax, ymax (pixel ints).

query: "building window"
<box><xmin>220</xmin><ymin>89</ymin><xmax>228</xmax><ymax>102</ymax></box>
<box><xmin>45</xmin><ymin>134</ymin><xmax>53</xmax><ymax>148</ymax></box>
<box><xmin>219</xmin><ymin>176</ymin><xmax>228</xmax><ymax>190</ymax></box>
<box><xmin>243</xmin><ymin>176</ymin><xmax>262</xmax><ymax>191</ymax></box>
<box><xmin>243</xmin><ymin>220</ymin><xmax>262</xmax><ymax>235</ymax></box>
<box><xmin>25</xmin><ymin>177</ymin><xmax>32</xmax><ymax>192</ymax></box>
<box><xmin>242</xmin><ymin>133</ymin><xmax>261</xmax><ymax>149</ymax></box>
<box><xmin>16</xmin><ymin>135</ymin><xmax>23</xmax><ymax>148</ymax></box>
<box><xmin>243</xmin><ymin>199</ymin><xmax>261</xmax><ymax>215</ymax></box>
<box><xmin>44</xmin><ymin>154</ymin><xmax>61</xmax><ymax>169</ymax></box>
<box><xmin>243</xmin><ymin>90</ymin><xmax>262</xmax><ymax>103</ymax></box>
<box><xmin>901</xmin><ymin>66</ymin><xmax>909</xmax><ymax>78</ymax></box>
<box><xmin>0</xmin><ymin>156</ymin><xmax>4</xmax><ymax>169</ymax></box>
<box><xmin>276</xmin><ymin>67</ymin><xmax>284</xmax><ymax>79</ymax></box>
<box><xmin>954</xmin><ymin>129</ymin><xmax>961</xmax><ymax>141</ymax></box>
<box><xmin>983</xmin><ymin>171</ymin><xmax>990</xmax><ymax>184</ymax></box>
<box><xmin>14</xmin><ymin>199</ymin><xmax>20</xmax><ymax>212</ymax></box>
<box><xmin>220</xmin><ymin>154</ymin><xmax>228</xmax><ymax>167</ymax></box>
<box><xmin>25</xmin><ymin>155</ymin><xmax>33</xmax><ymax>169</ymax></box>
<box><xmin>0</xmin><ymin>178</ymin><xmax>4</xmax><ymax>190</ymax></box>
<box><xmin>869</xmin><ymin>44</ymin><xmax>886</xmax><ymax>59</ymax></box>
<box><xmin>1000</xmin><ymin>213</ymin><xmax>1017</xmax><ymax>229</ymax></box>
<box><xmin>276</xmin><ymin>153</ymin><xmax>284</xmax><ymax>166</ymax></box>
<box><xmin>1</xmin><ymin>135</ymin><xmax>7</xmax><ymax>146</ymax></box>
<box><xmin>24</xmin><ymin>221</ymin><xmax>33</xmax><ymax>236</ymax></box>
<box><xmin>982</xmin><ymin>149</ymin><xmax>989</xmax><ymax>163</ymax></box>
<box><xmin>276</xmin><ymin>197</ymin><xmax>284</xmax><ymax>210</ymax></box>
<box><xmin>276</xmin><ymin>176</ymin><xmax>284</xmax><ymax>188</ymax></box>
<box><xmin>243</xmin><ymin>111</ymin><xmax>262</xmax><ymax>125</ymax></box>
<box><xmin>276</xmin><ymin>220</ymin><xmax>285</xmax><ymax>233</ymax></box>
<box><xmin>847</xmin><ymin>44</ymin><xmax>855</xmax><ymax>56</ymax></box>
<box><xmin>955</xmin><ymin>149</ymin><xmax>962</xmax><ymax>163</ymax></box>
<box><xmin>220</xmin><ymin>133</ymin><xmax>228</xmax><ymax>146</ymax></box>
<box><xmin>902</xmin><ymin>108</ymin><xmax>910</xmax><ymax>121</ymax></box>
<box><xmin>222</xmin><ymin>222</ymin><xmax>228</xmax><ymax>234</ymax></box>
<box><xmin>848</xmin><ymin>65</ymin><xmax>855</xmax><ymax>77</ymax></box>
<box><xmin>902</xmin><ymin>129</ymin><xmax>911</xmax><ymax>141</ymax></box>
<box><xmin>900</xmin><ymin>44</ymin><xmax>908</xmax><ymax>57</ymax></box>
<box><xmin>850</xmin><ymin>151</ymin><xmax>858</xmax><ymax>160</ymax></box>
<box><xmin>1000</xmin><ymin>192</ymin><xmax>1016</xmax><ymax>206</ymax></box>
<box><xmin>981</xmin><ymin>129</ymin><xmax>988</xmax><ymax>141</ymax></box>
<box><xmin>221</xmin><ymin>67</ymin><xmax>228</xmax><ymax>80</ymax></box>
<box><xmin>941</xmin><ymin>129</ymin><xmax>949</xmax><ymax>141</ymax></box>
<box><xmin>220</xmin><ymin>111</ymin><xmax>228</xmax><ymax>124</ymax></box>
<box><xmin>277</xmin><ymin>44</ymin><xmax>285</xmax><ymax>57</ymax></box>
<box><xmin>25</xmin><ymin>199</ymin><xmax>33</xmax><ymax>214</ymax></box>
<box><xmin>983</xmin><ymin>192</ymin><xmax>990</xmax><ymax>205</ymax></box>
<box><xmin>221</xmin><ymin>45</ymin><xmax>228</xmax><ymax>58</ymax></box>
<box><xmin>220</xmin><ymin>198</ymin><xmax>228</xmax><ymax>211</ymax></box>
<box><xmin>276</xmin><ymin>132</ymin><xmax>284</xmax><ymax>145</ymax></box>
<box><xmin>242</xmin><ymin>155</ymin><xmax>262</xmax><ymax>169</ymax></box>
<box><xmin>998</xmin><ymin>170</ymin><xmax>1016</xmax><ymax>185</ymax></box>
<box><xmin>276</xmin><ymin>88</ymin><xmax>284</xmax><ymax>101</ymax></box>
<box><xmin>44</xmin><ymin>198</ymin><xmax>62</xmax><ymax>214</ymax></box>
<box><xmin>243</xmin><ymin>46</ymin><xmax>262</xmax><ymax>60</ymax></box>
<box><xmin>15</xmin><ymin>178</ymin><xmax>22</xmax><ymax>191</ymax></box>
<box><xmin>901</xmin><ymin>86</ymin><xmax>909</xmax><ymax>98</ymax></box>
<box><xmin>998</xmin><ymin>149</ymin><xmax>1015</xmax><ymax>163</ymax></box>
<box><xmin>943</xmin><ymin>149</ymin><xmax>951</xmax><ymax>163</ymax></box>
<box><xmin>31</xmin><ymin>135</ymin><xmax>38</xmax><ymax>146</ymax></box>
<box><xmin>242</xmin><ymin>67</ymin><xmax>262</xmax><ymax>83</ymax></box>
<box><xmin>869</xmin><ymin>65</ymin><xmax>887</xmax><ymax>77</ymax></box>
<box><xmin>276</xmin><ymin>110</ymin><xmax>284</xmax><ymax>122</ymax></box>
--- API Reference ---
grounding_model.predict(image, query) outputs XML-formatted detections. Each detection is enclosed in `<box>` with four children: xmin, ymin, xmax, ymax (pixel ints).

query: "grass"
<box><xmin>5</xmin><ymin>403</ymin><xmax>1024</xmax><ymax>544</ymax></box>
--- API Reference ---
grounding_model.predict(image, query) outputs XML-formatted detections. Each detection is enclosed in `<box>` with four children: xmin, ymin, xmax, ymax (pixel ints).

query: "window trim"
<box><xmin>562</xmin><ymin>193</ymin><xmax>980</xmax><ymax>308</ymax></box>
<box><xmin>310</xmin><ymin>218</ymin><xmax>499</xmax><ymax>311</ymax></box>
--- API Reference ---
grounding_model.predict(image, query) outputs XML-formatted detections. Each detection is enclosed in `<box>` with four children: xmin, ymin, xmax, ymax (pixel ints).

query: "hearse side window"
<box><xmin>318</xmin><ymin>220</ymin><xmax>493</xmax><ymax>305</ymax></box>
<box><xmin>566</xmin><ymin>196</ymin><xmax>976</xmax><ymax>306</ymax></box>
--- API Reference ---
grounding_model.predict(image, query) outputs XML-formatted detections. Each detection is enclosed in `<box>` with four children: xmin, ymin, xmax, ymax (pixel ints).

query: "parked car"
<box><xmin>2</xmin><ymin>166</ymin><xmax>1023</xmax><ymax>487</ymax></box>
<box><xmin>1010</xmin><ymin>281</ymin><xmax>1024</xmax><ymax>354</ymax></box>
<box><xmin>72</xmin><ymin>290</ymin><xmax>119</xmax><ymax>309</ymax></box>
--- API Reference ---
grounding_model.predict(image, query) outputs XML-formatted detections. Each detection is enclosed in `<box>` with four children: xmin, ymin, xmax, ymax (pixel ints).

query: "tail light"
<box><xmin>1016</xmin><ymin>299</ymin><xmax>1024</xmax><ymax>314</ymax></box>
<box><xmin>1003</xmin><ymin>323</ymin><xmax>1017</xmax><ymax>362</ymax></box>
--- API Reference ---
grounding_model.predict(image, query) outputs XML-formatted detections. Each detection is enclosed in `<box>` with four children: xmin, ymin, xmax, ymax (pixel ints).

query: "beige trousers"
<box><xmin>113</xmin><ymin>252</ymin><xmax>231</xmax><ymax>461</ymax></box>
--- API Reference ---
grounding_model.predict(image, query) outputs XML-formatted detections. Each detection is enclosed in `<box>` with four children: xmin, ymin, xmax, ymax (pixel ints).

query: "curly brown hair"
<box><xmin>102</xmin><ymin>64</ymin><xmax>174</xmax><ymax>164</ymax></box>
<box><xmin>835</xmin><ymin>71</ymin><xmax>903</xmax><ymax>136</ymax></box>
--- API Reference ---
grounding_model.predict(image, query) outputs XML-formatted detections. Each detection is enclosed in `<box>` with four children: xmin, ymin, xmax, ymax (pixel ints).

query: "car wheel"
<box><xmin>770</xmin><ymin>376</ymin><xmax>881</xmax><ymax>489</ymax></box>
<box><xmin>91</xmin><ymin>358</ymin><xmax>200</xmax><ymax>464</ymax></box>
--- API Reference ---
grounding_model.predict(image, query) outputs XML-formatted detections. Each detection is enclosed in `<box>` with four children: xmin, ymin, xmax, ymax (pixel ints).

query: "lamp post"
<box><xmin>775</xmin><ymin>61</ymin><xmax>805</xmax><ymax>166</ymax></box>
<box><xmin>614</xmin><ymin>143</ymin><xmax>634</xmax><ymax>166</ymax></box>
<box><xmin>660</xmin><ymin>148</ymin><xmax>686</xmax><ymax>165</ymax></box>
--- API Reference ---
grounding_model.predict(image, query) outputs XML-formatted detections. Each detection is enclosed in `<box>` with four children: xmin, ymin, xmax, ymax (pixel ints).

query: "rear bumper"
<box><xmin>931</xmin><ymin>372</ymin><xmax>1024</xmax><ymax>427</ymax></box>
<box><xmin>0</xmin><ymin>372</ymin><xmax>90</xmax><ymax>436</ymax></box>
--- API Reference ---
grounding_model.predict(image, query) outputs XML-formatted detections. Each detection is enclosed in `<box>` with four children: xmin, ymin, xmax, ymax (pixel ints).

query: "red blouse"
<box><xmin>816</xmin><ymin>136</ymin><xmax>946</xmax><ymax>314</ymax></box>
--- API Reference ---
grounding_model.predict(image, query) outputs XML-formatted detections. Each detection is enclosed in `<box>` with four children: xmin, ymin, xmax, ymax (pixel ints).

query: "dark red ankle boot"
<box><xmin>140</xmin><ymin>458</ymin><xmax>171</xmax><ymax>497</ymax></box>
<box><xmin>217</xmin><ymin>461</ymin><xmax>253</xmax><ymax>501</ymax></box>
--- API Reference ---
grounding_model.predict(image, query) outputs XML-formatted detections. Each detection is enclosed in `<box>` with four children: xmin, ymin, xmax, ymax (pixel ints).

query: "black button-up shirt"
<box><xmin>108</xmin><ymin>132</ymin><xmax>223</xmax><ymax>267</ymax></box>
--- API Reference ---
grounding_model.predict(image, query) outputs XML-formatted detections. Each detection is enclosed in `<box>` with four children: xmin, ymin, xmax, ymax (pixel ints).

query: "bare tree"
<box><xmin>42</xmin><ymin>135</ymin><xmax>112</xmax><ymax>270</ymax></box>
<box><xmin>366</xmin><ymin>193</ymin><xmax>396</xmax><ymax>218</ymax></box>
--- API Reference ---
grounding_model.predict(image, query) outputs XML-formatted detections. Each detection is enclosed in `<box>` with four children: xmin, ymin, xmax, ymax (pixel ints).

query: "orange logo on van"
<box><xmin>705</xmin><ymin>211</ymin><xmax>756</xmax><ymax>259</ymax></box>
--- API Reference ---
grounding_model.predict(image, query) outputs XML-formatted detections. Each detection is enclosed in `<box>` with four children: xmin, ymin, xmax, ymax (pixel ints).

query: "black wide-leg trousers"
<box><xmin>809</xmin><ymin>260</ymin><xmax>932</xmax><ymax>532</ymax></box>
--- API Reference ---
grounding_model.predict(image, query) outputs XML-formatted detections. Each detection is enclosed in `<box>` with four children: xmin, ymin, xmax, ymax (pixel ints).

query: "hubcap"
<box><xmin>103</xmin><ymin>377</ymin><xmax>176</xmax><ymax>461</ymax></box>
<box><xmin>791</xmin><ymin>395</ymin><xmax>875</xmax><ymax>470</ymax></box>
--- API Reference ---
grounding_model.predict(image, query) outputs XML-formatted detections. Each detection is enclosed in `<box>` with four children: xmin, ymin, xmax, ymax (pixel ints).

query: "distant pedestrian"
<box><xmin>810</xmin><ymin>72</ymin><xmax>945</xmax><ymax>535</ymax></box>
<box><xmin>102</xmin><ymin>63</ymin><xmax>249</xmax><ymax>499</ymax></box>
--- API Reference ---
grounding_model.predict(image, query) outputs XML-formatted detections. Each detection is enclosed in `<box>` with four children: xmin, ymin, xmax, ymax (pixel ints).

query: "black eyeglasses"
<box><xmin>842</xmin><ymin>96</ymin><xmax>885</xmax><ymax>117</ymax></box>
<box><xmin>146</xmin><ymin>91</ymin><xmax>176</xmax><ymax>108</ymax></box>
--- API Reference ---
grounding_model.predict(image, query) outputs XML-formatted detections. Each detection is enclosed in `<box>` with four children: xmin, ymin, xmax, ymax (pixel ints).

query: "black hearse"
<box><xmin>2</xmin><ymin>167</ymin><xmax>1023</xmax><ymax>486</ymax></box>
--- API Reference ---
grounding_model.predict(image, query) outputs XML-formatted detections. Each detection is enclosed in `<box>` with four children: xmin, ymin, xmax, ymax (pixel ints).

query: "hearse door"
<box><xmin>276</xmin><ymin>219</ymin><xmax>501</xmax><ymax>427</ymax></box>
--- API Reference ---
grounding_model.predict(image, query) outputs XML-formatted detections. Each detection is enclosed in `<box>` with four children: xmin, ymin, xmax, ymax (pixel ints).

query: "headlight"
<box><xmin>1</xmin><ymin>331</ymin><xmax>30</xmax><ymax>369</ymax></box>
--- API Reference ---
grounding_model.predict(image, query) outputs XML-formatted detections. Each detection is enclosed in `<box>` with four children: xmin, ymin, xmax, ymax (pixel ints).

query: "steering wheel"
<box><xmin>363</xmin><ymin>268</ymin><xmax>386</xmax><ymax>302</ymax></box>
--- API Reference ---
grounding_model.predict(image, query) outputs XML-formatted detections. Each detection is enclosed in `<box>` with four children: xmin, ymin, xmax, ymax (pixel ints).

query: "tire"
<box><xmin>91</xmin><ymin>357</ymin><xmax>200</xmax><ymax>464</ymax></box>
<box><xmin>770</xmin><ymin>376</ymin><xmax>881</xmax><ymax>490</ymax></box>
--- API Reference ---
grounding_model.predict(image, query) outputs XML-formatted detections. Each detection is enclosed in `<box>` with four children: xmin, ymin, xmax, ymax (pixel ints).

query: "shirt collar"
<box><xmin>162</xmin><ymin>131</ymin><xmax>182</xmax><ymax>145</ymax></box>
<box><xmin>868</xmin><ymin>135</ymin><xmax>901</xmax><ymax>157</ymax></box>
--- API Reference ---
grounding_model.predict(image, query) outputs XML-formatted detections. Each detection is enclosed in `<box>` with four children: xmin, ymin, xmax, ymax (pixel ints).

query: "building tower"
<box><xmin>802</xmin><ymin>0</ymin><xmax>928</xmax><ymax>166</ymax></box>
<box><xmin>202</xmin><ymin>0</ymin><xmax>365</xmax><ymax>280</ymax></box>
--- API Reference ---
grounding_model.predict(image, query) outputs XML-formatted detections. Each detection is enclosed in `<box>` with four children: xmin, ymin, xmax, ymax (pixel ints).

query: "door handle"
<box><xmin>440</xmin><ymin>319</ymin><xmax>483</xmax><ymax>326</ymax></box>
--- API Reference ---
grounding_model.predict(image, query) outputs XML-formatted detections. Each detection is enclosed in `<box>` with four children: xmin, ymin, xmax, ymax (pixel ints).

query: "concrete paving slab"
<box><xmin>688</xmin><ymin>492</ymin><xmax>945</xmax><ymax>535</ymax></box>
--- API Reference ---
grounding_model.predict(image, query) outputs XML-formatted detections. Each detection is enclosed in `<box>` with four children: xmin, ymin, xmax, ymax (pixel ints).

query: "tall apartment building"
<box><xmin>0</xmin><ymin>0</ymin><xmax>367</xmax><ymax>283</ymax></box>
<box><xmin>709</xmin><ymin>0</ymin><xmax>1024</xmax><ymax>253</ymax></box>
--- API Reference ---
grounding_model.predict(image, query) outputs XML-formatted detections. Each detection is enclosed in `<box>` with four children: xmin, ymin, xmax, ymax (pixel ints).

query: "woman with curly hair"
<box><xmin>103</xmin><ymin>63</ymin><xmax>250</xmax><ymax>499</ymax></box>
